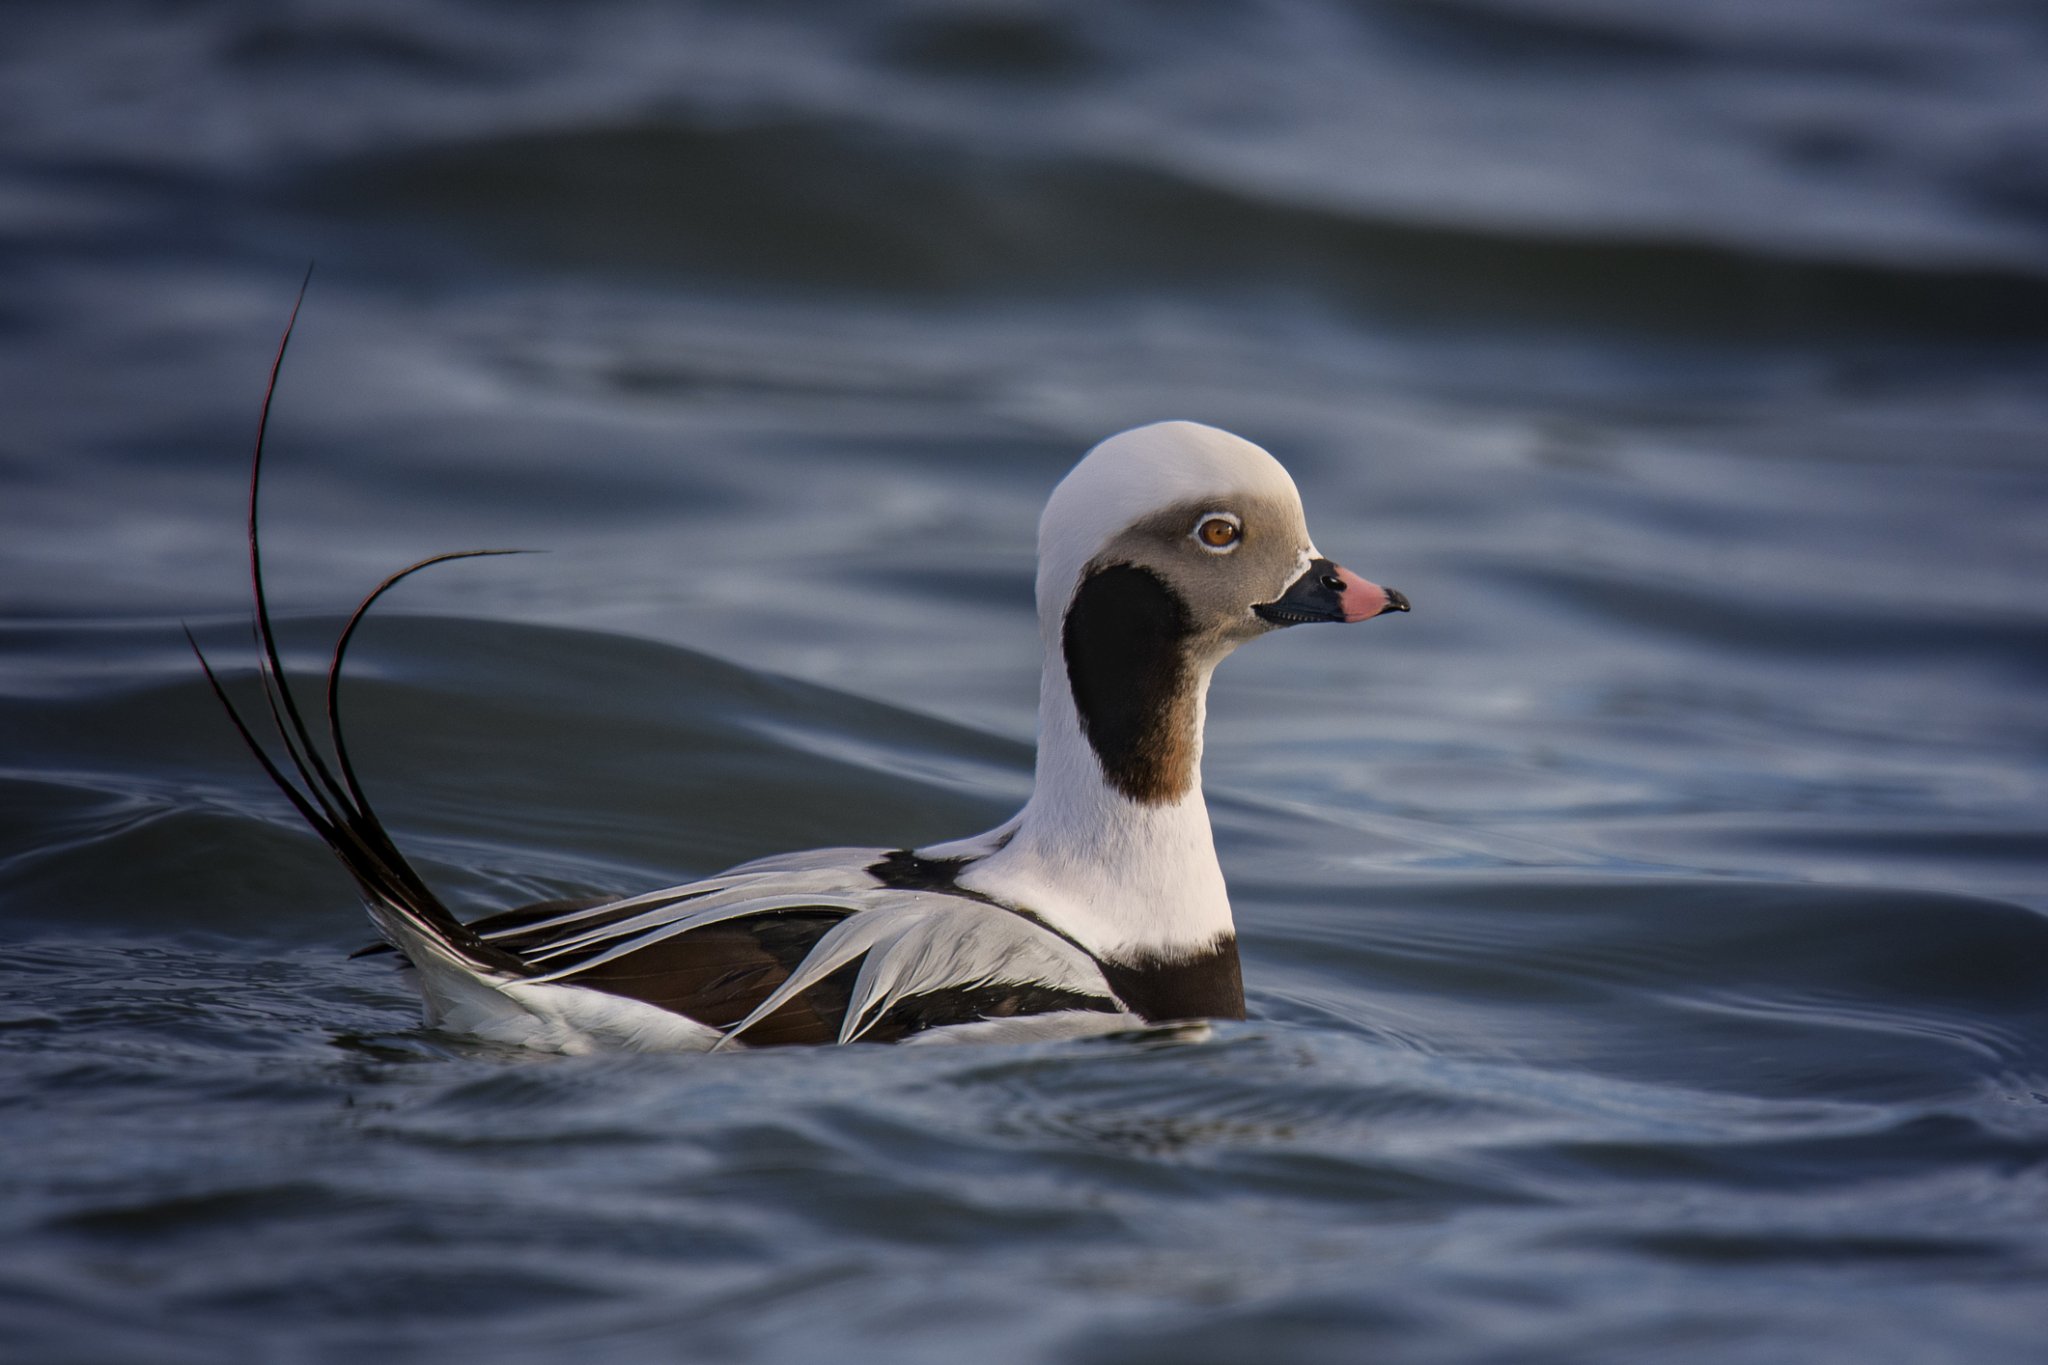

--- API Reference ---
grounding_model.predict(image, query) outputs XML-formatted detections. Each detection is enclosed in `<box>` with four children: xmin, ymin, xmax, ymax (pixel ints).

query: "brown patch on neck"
<box><xmin>1131</xmin><ymin>689</ymin><xmax>1200</xmax><ymax>804</ymax></box>
<box><xmin>1062</xmin><ymin>562</ymin><xmax>1202</xmax><ymax>804</ymax></box>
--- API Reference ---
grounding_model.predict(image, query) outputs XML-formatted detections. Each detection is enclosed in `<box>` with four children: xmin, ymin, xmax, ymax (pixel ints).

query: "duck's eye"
<box><xmin>1193</xmin><ymin>514</ymin><xmax>1242</xmax><ymax>552</ymax></box>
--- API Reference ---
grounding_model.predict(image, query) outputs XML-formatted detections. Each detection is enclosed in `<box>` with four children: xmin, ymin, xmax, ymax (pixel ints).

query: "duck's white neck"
<box><xmin>954</xmin><ymin>652</ymin><xmax>1233</xmax><ymax>964</ymax></box>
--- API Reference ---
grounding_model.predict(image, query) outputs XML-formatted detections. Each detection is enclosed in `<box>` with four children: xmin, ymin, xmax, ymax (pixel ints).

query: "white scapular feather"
<box><xmin>525</xmin><ymin>889</ymin><xmax>877</xmax><ymax>978</ymax></box>
<box><xmin>517</xmin><ymin>863</ymin><xmax>892</xmax><ymax>966</ymax></box>
<box><xmin>713</xmin><ymin>898</ymin><xmax>1115</xmax><ymax>1049</ymax></box>
<box><xmin>836</xmin><ymin>902</ymin><xmax>1114</xmax><ymax>1044</ymax></box>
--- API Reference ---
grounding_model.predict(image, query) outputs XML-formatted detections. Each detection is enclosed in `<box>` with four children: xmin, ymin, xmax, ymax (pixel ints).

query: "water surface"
<box><xmin>4</xmin><ymin>3</ymin><xmax>2047</xmax><ymax>1361</ymax></box>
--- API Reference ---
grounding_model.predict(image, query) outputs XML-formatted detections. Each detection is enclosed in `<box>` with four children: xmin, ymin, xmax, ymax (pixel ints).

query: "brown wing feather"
<box><xmin>360</xmin><ymin>896</ymin><xmax>859</xmax><ymax>1044</ymax></box>
<box><xmin>369</xmin><ymin>893</ymin><xmax>1120</xmax><ymax>1048</ymax></box>
<box><xmin>541</xmin><ymin>910</ymin><xmax>859</xmax><ymax>1047</ymax></box>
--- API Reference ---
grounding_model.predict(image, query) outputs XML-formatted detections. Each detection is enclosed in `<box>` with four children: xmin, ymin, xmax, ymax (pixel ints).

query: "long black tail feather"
<box><xmin>189</xmin><ymin>271</ymin><xmax>531</xmax><ymax>975</ymax></box>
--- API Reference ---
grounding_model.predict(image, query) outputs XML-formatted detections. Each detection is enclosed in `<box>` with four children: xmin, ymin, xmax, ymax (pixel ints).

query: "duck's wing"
<box><xmin>482</xmin><ymin>858</ymin><xmax>1132</xmax><ymax>1047</ymax></box>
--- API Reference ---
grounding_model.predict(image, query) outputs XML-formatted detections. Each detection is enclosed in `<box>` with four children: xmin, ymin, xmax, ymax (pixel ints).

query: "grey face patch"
<box><xmin>1059</xmin><ymin>493</ymin><xmax>1318</xmax><ymax>803</ymax></box>
<box><xmin>1095</xmin><ymin>494</ymin><xmax>1315</xmax><ymax>651</ymax></box>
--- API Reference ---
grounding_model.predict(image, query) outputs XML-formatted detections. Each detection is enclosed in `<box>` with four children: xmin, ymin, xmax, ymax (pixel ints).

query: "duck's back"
<box><xmin>376</xmin><ymin>848</ymin><xmax>1141</xmax><ymax>1052</ymax></box>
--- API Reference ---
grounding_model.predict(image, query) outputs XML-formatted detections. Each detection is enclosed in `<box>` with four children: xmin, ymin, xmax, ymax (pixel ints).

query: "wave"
<box><xmin>0</xmin><ymin>612</ymin><xmax>1020</xmax><ymax>940</ymax></box>
<box><xmin>299</xmin><ymin>115</ymin><xmax>2048</xmax><ymax>341</ymax></box>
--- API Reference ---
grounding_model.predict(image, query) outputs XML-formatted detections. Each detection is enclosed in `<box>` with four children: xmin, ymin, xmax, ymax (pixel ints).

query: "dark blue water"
<box><xmin>4</xmin><ymin>2</ymin><xmax>2047</xmax><ymax>1361</ymax></box>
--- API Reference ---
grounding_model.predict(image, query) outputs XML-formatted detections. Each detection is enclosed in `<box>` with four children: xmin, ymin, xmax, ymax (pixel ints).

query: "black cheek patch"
<box><xmin>1062</xmin><ymin>563</ymin><xmax>1197</xmax><ymax>803</ymax></box>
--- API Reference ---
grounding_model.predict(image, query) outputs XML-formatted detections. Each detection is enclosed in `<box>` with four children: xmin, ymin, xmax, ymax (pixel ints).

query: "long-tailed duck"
<box><xmin>194</xmin><ymin>306</ymin><xmax>1408</xmax><ymax>1052</ymax></box>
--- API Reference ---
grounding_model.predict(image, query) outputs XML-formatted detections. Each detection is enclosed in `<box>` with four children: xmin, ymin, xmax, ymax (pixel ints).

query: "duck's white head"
<box><xmin>949</xmin><ymin>420</ymin><xmax>1406</xmax><ymax>964</ymax></box>
<box><xmin>1036</xmin><ymin>420</ymin><xmax>1408</xmax><ymax>804</ymax></box>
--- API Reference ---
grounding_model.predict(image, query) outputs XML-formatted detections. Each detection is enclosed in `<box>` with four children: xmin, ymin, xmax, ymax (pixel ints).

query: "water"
<box><xmin>4</xmin><ymin>2</ymin><xmax>2047</xmax><ymax>1360</ymax></box>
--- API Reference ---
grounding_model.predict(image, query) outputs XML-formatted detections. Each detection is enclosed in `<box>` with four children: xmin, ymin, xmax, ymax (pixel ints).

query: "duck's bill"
<box><xmin>1253</xmin><ymin>558</ymin><xmax>1410</xmax><ymax>626</ymax></box>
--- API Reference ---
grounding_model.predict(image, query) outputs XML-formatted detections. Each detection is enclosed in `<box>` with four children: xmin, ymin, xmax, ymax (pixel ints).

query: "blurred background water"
<box><xmin>3</xmin><ymin>2</ymin><xmax>2047</xmax><ymax>1361</ymax></box>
